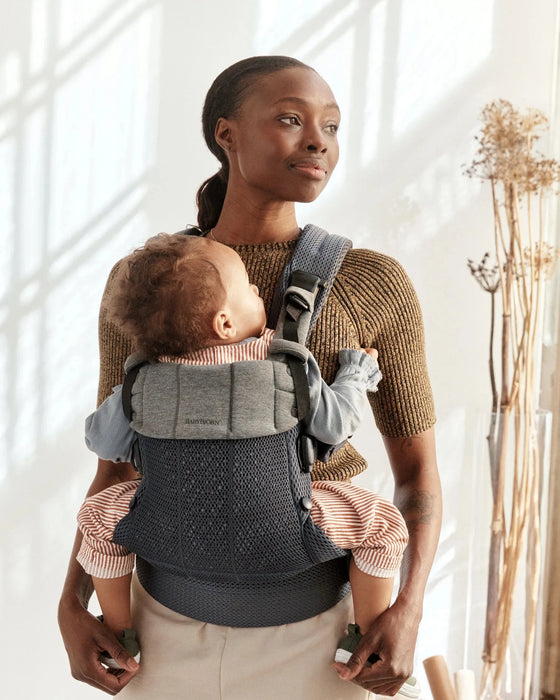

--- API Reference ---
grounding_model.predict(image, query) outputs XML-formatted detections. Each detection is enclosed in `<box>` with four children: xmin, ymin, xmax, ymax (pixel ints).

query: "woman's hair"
<box><xmin>196</xmin><ymin>55</ymin><xmax>312</xmax><ymax>231</ymax></box>
<box><xmin>108</xmin><ymin>233</ymin><xmax>225</xmax><ymax>359</ymax></box>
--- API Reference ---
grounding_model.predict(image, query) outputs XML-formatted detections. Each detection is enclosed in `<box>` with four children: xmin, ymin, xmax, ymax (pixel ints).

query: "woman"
<box><xmin>58</xmin><ymin>56</ymin><xmax>441</xmax><ymax>698</ymax></box>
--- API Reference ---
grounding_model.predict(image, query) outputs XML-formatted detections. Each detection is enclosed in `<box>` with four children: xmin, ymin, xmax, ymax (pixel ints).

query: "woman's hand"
<box><xmin>59</xmin><ymin>458</ymin><xmax>141</xmax><ymax>694</ymax></box>
<box><xmin>58</xmin><ymin>591</ymin><xmax>139</xmax><ymax>694</ymax></box>
<box><xmin>332</xmin><ymin>595</ymin><xmax>420</xmax><ymax>695</ymax></box>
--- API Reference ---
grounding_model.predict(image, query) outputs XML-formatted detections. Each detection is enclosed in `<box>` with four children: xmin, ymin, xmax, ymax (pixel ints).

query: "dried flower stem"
<box><xmin>465</xmin><ymin>100</ymin><xmax>560</xmax><ymax>699</ymax></box>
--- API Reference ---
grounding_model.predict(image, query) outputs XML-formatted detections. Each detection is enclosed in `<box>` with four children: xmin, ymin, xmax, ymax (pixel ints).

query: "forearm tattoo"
<box><xmin>398</xmin><ymin>490</ymin><xmax>437</xmax><ymax>535</ymax></box>
<box><xmin>392</xmin><ymin>435</ymin><xmax>438</xmax><ymax>534</ymax></box>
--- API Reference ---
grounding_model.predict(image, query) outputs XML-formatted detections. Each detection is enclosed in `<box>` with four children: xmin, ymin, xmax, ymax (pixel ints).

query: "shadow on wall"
<box><xmin>262</xmin><ymin>0</ymin><xmax>495</xmax><ymax>245</ymax></box>
<box><xmin>0</xmin><ymin>9</ymin><xmax>162</xmax><ymax>692</ymax></box>
<box><xmin>1</xmin><ymin>0</ymin><xmax>162</xmax><ymax>486</ymax></box>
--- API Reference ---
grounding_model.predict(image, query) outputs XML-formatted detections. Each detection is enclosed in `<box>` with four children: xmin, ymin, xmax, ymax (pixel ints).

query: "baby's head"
<box><xmin>108</xmin><ymin>233</ymin><xmax>266</xmax><ymax>359</ymax></box>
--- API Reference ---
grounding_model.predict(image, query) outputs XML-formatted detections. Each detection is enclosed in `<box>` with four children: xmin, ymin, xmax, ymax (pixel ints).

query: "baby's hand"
<box><xmin>362</xmin><ymin>347</ymin><xmax>378</xmax><ymax>362</ymax></box>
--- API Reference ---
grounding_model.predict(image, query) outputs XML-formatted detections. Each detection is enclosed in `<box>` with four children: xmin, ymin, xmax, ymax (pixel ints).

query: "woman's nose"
<box><xmin>304</xmin><ymin>125</ymin><xmax>327</xmax><ymax>153</ymax></box>
<box><xmin>305</xmin><ymin>139</ymin><xmax>327</xmax><ymax>153</ymax></box>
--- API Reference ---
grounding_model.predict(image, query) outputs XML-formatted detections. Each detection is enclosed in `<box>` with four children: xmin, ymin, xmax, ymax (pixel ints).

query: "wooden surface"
<box><xmin>540</xmin><ymin>322</ymin><xmax>560</xmax><ymax>699</ymax></box>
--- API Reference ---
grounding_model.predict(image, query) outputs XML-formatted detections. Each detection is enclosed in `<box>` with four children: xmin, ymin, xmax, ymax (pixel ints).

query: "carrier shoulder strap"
<box><xmin>269</xmin><ymin>225</ymin><xmax>352</xmax><ymax>425</ymax></box>
<box><xmin>121</xmin><ymin>353</ymin><xmax>149</xmax><ymax>422</ymax></box>
<box><xmin>268</xmin><ymin>224</ymin><xmax>352</xmax><ymax>337</ymax></box>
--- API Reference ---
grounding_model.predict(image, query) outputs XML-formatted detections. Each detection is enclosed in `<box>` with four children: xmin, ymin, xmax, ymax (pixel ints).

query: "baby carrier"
<box><xmin>113</xmin><ymin>225</ymin><xmax>354</xmax><ymax>627</ymax></box>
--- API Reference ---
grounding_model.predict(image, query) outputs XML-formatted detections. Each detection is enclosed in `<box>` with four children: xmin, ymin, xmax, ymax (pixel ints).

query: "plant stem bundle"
<box><xmin>465</xmin><ymin>100</ymin><xmax>559</xmax><ymax>699</ymax></box>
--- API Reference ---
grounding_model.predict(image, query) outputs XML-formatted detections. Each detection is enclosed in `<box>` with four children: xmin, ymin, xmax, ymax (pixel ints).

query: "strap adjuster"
<box><xmin>286</xmin><ymin>291</ymin><xmax>310</xmax><ymax>312</ymax></box>
<box><xmin>299</xmin><ymin>434</ymin><xmax>316</xmax><ymax>473</ymax></box>
<box><xmin>290</xmin><ymin>270</ymin><xmax>322</xmax><ymax>294</ymax></box>
<box><xmin>285</xmin><ymin>270</ymin><xmax>322</xmax><ymax>317</ymax></box>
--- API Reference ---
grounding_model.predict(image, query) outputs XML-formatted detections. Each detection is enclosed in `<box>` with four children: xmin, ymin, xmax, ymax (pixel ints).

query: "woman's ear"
<box><xmin>215</xmin><ymin>117</ymin><xmax>235</xmax><ymax>154</ymax></box>
<box><xmin>213</xmin><ymin>309</ymin><xmax>236</xmax><ymax>340</ymax></box>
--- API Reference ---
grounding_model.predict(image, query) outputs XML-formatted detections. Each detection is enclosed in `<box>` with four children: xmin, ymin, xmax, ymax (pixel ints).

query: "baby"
<box><xmin>76</xmin><ymin>232</ymin><xmax>409</xmax><ymax>673</ymax></box>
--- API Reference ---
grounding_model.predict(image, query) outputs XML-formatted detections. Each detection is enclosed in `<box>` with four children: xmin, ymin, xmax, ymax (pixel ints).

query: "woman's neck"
<box><xmin>211</xmin><ymin>196</ymin><xmax>300</xmax><ymax>244</ymax></box>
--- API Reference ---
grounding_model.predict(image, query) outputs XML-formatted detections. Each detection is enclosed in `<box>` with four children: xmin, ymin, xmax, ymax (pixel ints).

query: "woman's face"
<box><xmin>219</xmin><ymin>67</ymin><xmax>340</xmax><ymax>205</ymax></box>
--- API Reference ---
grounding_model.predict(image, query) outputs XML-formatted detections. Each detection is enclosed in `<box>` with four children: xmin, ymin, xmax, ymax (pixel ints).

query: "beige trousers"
<box><xmin>118</xmin><ymin>573</ymin><xmax>371</xmax><ymax>700</ymax></box>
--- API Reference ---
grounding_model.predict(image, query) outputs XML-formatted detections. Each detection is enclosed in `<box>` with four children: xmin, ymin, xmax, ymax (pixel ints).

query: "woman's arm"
<box><xmin>334</xmin><ymin>427</ymin><xmax>442</xmax><ymax>694</ymax></box>
<box><xmin>58</xmin><ymin>259</ymin><xmax>139</xmax><ymax>692</ymax></box>
<box><xmin>329</xmin><ymin>248</ymin><xmax>439</xmax><ymax>692</ymax></box>
<box><xmin>58</xmin><ymin>458</ymin><xmax>140</xmax><ymax>693</ymax></box>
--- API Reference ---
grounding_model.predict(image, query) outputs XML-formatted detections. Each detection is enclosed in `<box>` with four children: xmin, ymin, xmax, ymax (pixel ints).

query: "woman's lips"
<box><xmin>290</xmin><ymin>162</ymin><xmax>327</xmax><ymax>180</ymax></box>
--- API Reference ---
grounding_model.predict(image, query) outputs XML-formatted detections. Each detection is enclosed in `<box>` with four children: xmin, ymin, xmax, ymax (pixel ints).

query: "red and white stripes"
<box><xmin>159</xmin><ymin>328</ymin><xmax>274</xmax><ymax>365</ymax></box>
<box><xmin>77</xmin><ymin>481</ymin><xmax>139</xmax><ymax>578</ymax></box>
<box><xmin>311</xmin><ymin>481</ymin><xmax>408</xmax><ymax>577</ymax></box>
<box><xmin>77</xmin><ymin>478</ymin><xmax>408</xmax><ymax>580</ymax></box>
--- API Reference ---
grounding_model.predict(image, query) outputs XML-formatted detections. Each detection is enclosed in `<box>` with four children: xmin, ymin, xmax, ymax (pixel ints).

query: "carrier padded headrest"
<box><xmin>129</xmin><ymin>358</ymin><xmax>299</xmax><ymax>440</ymax></box>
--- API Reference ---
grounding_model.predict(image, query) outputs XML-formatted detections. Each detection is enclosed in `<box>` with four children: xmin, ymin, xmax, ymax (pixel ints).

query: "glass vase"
<box><xmin>466</xmin><ymin>409</ymin><xmax>552</xmax><ymax>700</ymax></box>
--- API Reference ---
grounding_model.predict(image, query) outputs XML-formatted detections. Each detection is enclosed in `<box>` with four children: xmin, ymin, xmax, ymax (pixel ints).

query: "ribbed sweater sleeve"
<box><xmin>334</xmin><ymin>249</ymin><xmax>435</xmax><ymax>438</ymax></box>
<box><xmin>97</xmin><ymin>261</ymin><xmax>132</xmax><ymax>407</ymax></box>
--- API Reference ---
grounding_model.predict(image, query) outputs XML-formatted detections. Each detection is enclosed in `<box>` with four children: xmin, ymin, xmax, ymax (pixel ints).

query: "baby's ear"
<box><xmin>213</xmin><ymin>310</ymin><xmax>236</xmax><ymax>340</ymax></box>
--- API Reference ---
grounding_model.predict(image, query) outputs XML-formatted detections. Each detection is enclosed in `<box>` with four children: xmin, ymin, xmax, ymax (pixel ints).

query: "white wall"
<box><xmin>1</xmin><ymin>1</ymin><xmax>558</xmax><ymax>697</ymax></box>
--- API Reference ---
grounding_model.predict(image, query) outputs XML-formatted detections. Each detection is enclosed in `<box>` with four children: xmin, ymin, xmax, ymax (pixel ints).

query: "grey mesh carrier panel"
<box><xmin>115</xmin><ymin>426</ymin><xmax>351</xmax><ymax>625</ymax></box>
<box><xmin>113</xmin><ymin>226</ymin><xmax>354</xmax><ymax>627</ymax></box>
<box><xmin>135</xmin><ymin>556</ymin><xmax>350</xmax><ymax>627</ymax></box>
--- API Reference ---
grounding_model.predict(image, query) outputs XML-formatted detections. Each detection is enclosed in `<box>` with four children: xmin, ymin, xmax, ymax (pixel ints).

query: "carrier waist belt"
<box><xmin>136</xmin><ymin>556</ymin><xmax>351</xmax><ymax>627</ymax></box>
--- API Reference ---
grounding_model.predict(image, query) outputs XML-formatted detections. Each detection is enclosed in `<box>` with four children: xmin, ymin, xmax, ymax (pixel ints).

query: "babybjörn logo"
<box><xmin>184</xmin><ymin>418</ymin><xmax>222</xmax><ymax>425</ymax></box>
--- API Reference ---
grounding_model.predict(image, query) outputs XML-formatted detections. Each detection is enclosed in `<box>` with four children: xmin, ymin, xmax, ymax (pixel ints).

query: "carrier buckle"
<box><xmin>286</xmin><ymin>291</ymin><xmax>310</xmax><ymax>312</ymax></box>
<box><xmin>299</xmin><ymin>434</ymin><xmax>316</xmax><ymax>473</ymax></box>
<box><xmin>286</xmin><ymin>270</ymin><xmax>322</xmax><ymax>315</ymax></box>
<box><xmin>131</xmin><ymin>438</ymin><xmax>143</xmax><ymax>474</ymax></box>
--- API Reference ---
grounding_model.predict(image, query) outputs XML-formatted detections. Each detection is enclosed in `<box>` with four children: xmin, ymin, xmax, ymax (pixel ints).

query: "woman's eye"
<box><xmin>279</xmin><ymin>116</ymin><xmax>301</xmax><ymax>126</ymax></box>
<box><xmin>326</xmin><ymin>123</ymin><xmax>339</xmax><ymax>134</ymax></box>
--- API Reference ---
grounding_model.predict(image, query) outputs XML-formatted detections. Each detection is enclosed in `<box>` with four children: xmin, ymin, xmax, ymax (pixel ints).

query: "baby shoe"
<box><xmin>334</xmin><ymin>623</ymin><xmax>363</xmax><ymax>664</ymax></box>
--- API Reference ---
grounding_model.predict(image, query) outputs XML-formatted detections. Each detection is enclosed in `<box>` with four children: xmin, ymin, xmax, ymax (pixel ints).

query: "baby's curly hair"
<box><xmin>107</xmin><ymin>233</ymin><xmax>225</xmax><ymax>359</ymax></box>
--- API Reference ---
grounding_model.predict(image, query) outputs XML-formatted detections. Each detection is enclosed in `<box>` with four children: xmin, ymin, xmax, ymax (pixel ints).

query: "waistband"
<box><xmin>136</xmin><ymin>556</ymin><xmax>351</xmax><ymax>627</ymax></box>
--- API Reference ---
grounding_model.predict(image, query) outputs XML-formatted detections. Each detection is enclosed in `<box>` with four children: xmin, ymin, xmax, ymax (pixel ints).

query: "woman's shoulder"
<box><xmin>341</xmin><ymin>246</ymin><xmax>406</xmax><ymax>272</ymax></box>
<box><xmin>100</xmin><ymin>257</ymin><xmax>127</xmax><ymax>307</ymax></box>
<box><xmin>337</xmin><ymin>247</ymin><xmax>416</xmax><ymax>299</ymax></box>
<box><xmin>97</xmin><ymin>256</ymin><xmax>133</xmax><ymax>406</ymax></box>
<box><xmin>106</xmin><ymin>256</ymin><xmax>126</xmax><ymax>283</ymax></box>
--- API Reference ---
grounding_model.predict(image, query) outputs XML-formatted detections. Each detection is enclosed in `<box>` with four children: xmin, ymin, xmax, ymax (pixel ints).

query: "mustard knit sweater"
<box><xmin>97</xmin><ymin>238</ymin><xmax>435</xmax><ymax>481</ymax></box>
